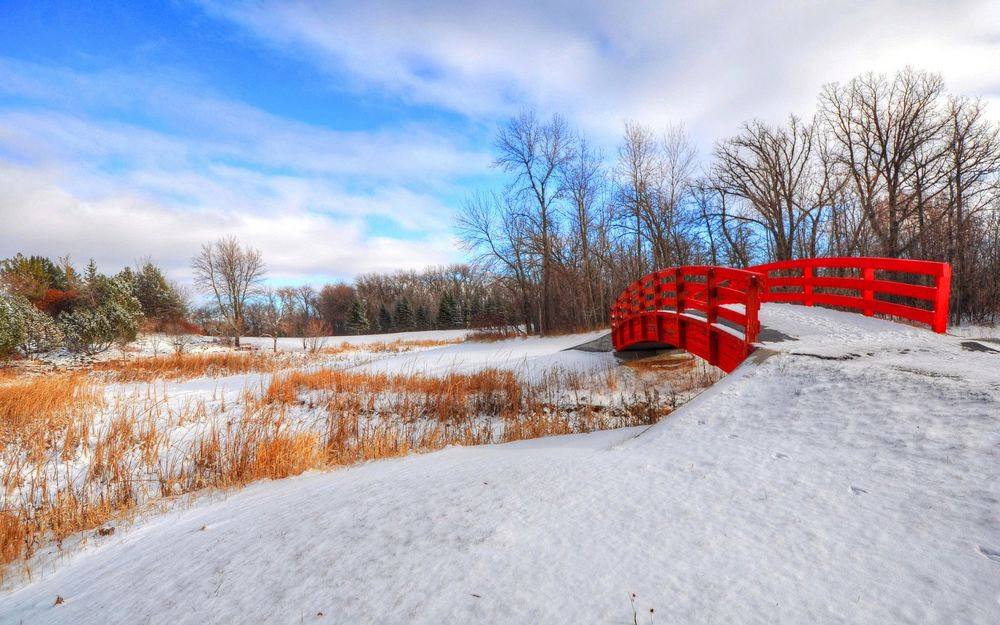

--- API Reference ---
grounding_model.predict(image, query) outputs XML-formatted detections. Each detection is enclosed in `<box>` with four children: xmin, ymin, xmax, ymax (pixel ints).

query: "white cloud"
<box><xmin>197</xmin><ymin>0</ymin><xmax>1000</xmax><ymax>147</ymax></box>
<box><xmin>0</xmin><ymin>59</ymin><xmax>484</xmax><ymax>283</ymax></box>
<box><xmin>0</xmin><ymin>163</ymin><xmax>459</xmax><ymax>283</ymax></box>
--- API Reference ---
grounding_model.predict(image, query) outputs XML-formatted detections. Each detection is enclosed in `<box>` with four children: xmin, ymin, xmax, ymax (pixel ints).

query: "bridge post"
<box><xmin>802</xmin><ymin>265</ymin><xmax>814</xmax><ymax>307</ymax></box>
<box><xmin>746</xmin><ymin>275</ymin><xmax>761</xmax><ymax>347</ymax></box>
<box><xmin>933</xmin><ymin>264</ymin><xmax>951</xmax><ymax>333</ymax></box>
<box><xmin>675</xmin><ymin>268</ymin><xmax>686</xmax><ymax>350</ymax></box>
<box><xmin>706</xmin><ymin>268</ymin><xmax>719</xmax><ymax>366</ymax></box>
<box><xmin>862</xmin><ymin>267</ymin><xmax>875</xmax><ymax>317</ymax></box>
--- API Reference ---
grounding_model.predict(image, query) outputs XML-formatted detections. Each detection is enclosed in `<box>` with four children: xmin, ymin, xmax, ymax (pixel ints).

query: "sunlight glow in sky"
<box><xmin>1</xmin><ymin>1</ymin><xmax>998</xmax><ymax>284</ymax></box>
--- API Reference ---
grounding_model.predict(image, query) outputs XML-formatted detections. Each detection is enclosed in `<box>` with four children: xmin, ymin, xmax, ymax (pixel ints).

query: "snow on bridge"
<box><xmin>3</xmin><ymin>304</ymin><xmax>999</xmax><ymax>624</ymax></box>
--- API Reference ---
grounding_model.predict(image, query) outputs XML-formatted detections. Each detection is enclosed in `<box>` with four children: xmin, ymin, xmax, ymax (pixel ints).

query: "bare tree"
<box><xmin>820</xmin><ymin>68</ymin><xmax>949</xmax><ymax>256</ymax></box>
<box><xmin>560</xmin><ymin>136</ymin><xmax>605</xmax><ymax>326</ymax></box>
<box><xmin>458</xmin><ymin>191</ymin><xmax>538</xmax><ymax>333</ymax></box>
<box><xmin>302</xmin><ymin>319</ymin><xmax>328</xmax><ymax>353</ymax></box>
<box><xmin>255</xmin><ymin>287</ymin><xmax>284</xmax><ymax>352</ymax></box>
<box><xmin>191</xmin><ymin>235</ymin><xmax>266</xmax><ymax>348</ymax></box>
<box><xmin>615</xmin><ymin>122</ymin><xmax>659</xmax><ymax>275</ymax></box>
<box><xmin>614</xmin><ymin>123</ymin><xmax>698</xmax><ymax>270</ymax></box>
<box><xmin>943</xmin><ymin>96</ymin><xmax>1000</xmax><ymax>321</ymax></box>
<box><xmin>494</xmin><ymin>110</ymin><xmax>573</xmax><ymax>334</ymax></box>
<box><xmin>713</xmin><ymin>116</ymin><xmax>833</xmax><ymax>261</ymax></box>
<box><xmin>166</xmin><ymin>327</ymin><xmax>194</xmax><ymax>355</ymax></box>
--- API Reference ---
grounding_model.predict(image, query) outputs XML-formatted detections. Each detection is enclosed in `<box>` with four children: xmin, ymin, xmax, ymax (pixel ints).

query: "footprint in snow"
<box><xmin>978</xmin><ymin>545</ymin><xmax>1000</xmax><ymax>563</ymax></box>
<box><xmin>850</xmin><ymin>486</ymin><xmax>868</xmax><ymax>495</ymax></box>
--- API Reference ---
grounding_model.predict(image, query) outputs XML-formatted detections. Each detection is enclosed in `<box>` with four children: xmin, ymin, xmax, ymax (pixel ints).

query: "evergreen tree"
<box><xmin>377</xmin><ymin>303</ymin><xmax>393</xmax><ymax>333</ymax></box>
<box><xmin>59</xmin><ymin>274</ymin><xmax>143</xmax><ymax>353</ymax></box>
<box><xmin>81</xmin><ymin>258</ymin><xmax>103</xmax><ymax>309</ymax></box>
<box><xmin>394</xmin><ymin>298</ymin><xmax>415</xmax><ymax>330</ymax></box>
<box><xmin>13</xmin><ymin>294</ymin><xmax>62</xmax><ymax>354</ymax></box>
<box><xmin>415</xmin><ymin>304</ymin><xmax>430</xmax><ymax>330</ymax></box>
<box><xmin>466</xmin><ymin>296</ymin><xmax>482</xmax><ymax>326</ymax></box>
<box><xmin>133</xmin><ymin>260</ymin><xmax>187</xmax><ymax>324</ymax></box>
<box><xmin>0</xmin><ymin>292</ymin><xmax>25</xmax><ymax>359</ymax></box>
<box><xmin>437</xmin><ymin>292</ymin><xmax>457</xmax><ymax>328</ymax></box>
<box><xmin>347</xmin><ymin>298</ymin><xmax>370</xmax><ymax>335</ymax></box>
<box><xmin>0</xmin><ymin>254</ymin><xmax>72</xmax><ymax>310</ymax></box>
<box><xmin>482</xmin><ymin>296</ymin><xmax>504</xmax><ymax>327</ymax></box>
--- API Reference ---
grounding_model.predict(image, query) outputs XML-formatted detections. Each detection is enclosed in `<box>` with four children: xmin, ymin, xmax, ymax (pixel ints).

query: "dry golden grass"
<box><xmin>321</xmin><ymin>337</ymin><xmax>462</xmax><ymax>355</ymax></box>
<box><xmin>465</xmin><ymin>327</ymin><xmax>524</xmax><ymax>342</ymax></box>
<box><xmin>0</xmin><ymin>352</ymin><xmax>704</xmax><ymax>580</ymax></box>
<box><xmin>263</xmin><ymin>367</ymin><xmax>523</xmax><ymax>421</ymax></box>
<box><xmin>91</xmin><ymin>352</ymin><xmax>280</xmax><ymax>383</ymax></box>
<box><xmin>0</xmin><ymin>373</ymin><xmax>100</xmax><ymax>462</ymax></box>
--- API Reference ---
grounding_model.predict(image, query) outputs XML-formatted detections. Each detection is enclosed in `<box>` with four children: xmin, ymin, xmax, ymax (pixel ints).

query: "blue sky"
<box><xmin>1</xmin><ymin>0</ymin><xmax>998</xmax><ymax>284</ymax></box>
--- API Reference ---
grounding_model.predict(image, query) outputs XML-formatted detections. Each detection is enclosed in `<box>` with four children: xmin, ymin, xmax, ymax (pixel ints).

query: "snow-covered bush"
<box><xmin>0</xmin><ymin>292</ymin><xmax>26</xmax><ymax>359</ymax></box>
<box><xmin>14</xmin><ymin>294</ymin><xmax>63</xmax><ymax>354</ymax></box>
<box><xmin>59</xmin><ymin>309</ymin><xmax>114</xmax><ymax>354</ymax></box>
<box><xmin>1</xmin><ymin>291</ymin><xmax>65</xmax><ymax>358</ymax></box>
<box><xmin>59</xmin><ymin>275</ymin><xmax>144</xmax><ymax>354</ymax></box>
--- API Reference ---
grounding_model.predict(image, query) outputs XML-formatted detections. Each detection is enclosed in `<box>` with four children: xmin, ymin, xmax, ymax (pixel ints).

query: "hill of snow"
<box><xmin>3</xmin><ymin>304</ymin><xmax>999</xmax><ymax>624</ymax></box>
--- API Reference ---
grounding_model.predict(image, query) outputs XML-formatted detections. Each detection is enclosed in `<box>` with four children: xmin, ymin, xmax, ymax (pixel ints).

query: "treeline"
<box><xmin>187</xmin><ymin>237</ymin><xmax>515</xmax><ymax>346</ymax></box>
<box><xmin>460</xmin><ymin>67</ymin><xmax>1000</xmax><ymax>331</ymax></box>
<box><xmin>237</xmin><ymin>265</ymin><xmax>512</xmax><ymax>339</ymax></box>
<box><xmin>0</xmin><ymin>254</ymin><xmax>189</xmax><ymax>357</ymax></box>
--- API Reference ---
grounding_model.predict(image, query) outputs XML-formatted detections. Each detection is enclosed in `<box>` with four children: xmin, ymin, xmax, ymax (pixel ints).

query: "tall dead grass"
<box><xmin>0</xmin><ymin>356</ymin><xmax>702</xmax><ymax>580</ymax></box>
<box><xmin>0</xmin><ymin>374</ymin><xmax>100</xmax><ymax>463</ymax></box>
<box><xmin>321</xmin><ymin>338</ymin><xmax>463</xmax><ymax>355</ymax></box>
<box><xmin>91</xmin><ymin>352</ymin><xmax>280</xmax><ymax>383</ymax></box>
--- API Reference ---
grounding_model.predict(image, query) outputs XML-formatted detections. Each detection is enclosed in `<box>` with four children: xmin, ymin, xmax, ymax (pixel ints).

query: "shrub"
<box><xmin>15</xmin><ymin>294</ymin><xmax>62</xmax><ymax>354</ymax></box>
<box><xmin>59</xmin><ymin>275</ymin><xmax>144</xmax><ymax>354</ymax></box>
<box><xmin>0</xmin><ymin>292</ymin><xmax>25</xmax><ymax>359</ymax></box>
<box><xmin>1</xmin><ymin>291</ymin><xmax>66</xmax><ymax>358</ymax></box>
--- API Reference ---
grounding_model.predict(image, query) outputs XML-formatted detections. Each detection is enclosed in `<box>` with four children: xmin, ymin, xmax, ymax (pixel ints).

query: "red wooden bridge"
<box><xmin>610</xmin><ymin>257</ymin><xmax>952</xmax><ymax>372</ymax></box>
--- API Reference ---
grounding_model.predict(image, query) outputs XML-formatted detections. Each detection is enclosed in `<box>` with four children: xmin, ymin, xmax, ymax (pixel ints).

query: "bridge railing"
<box><xmin>610</xmin><ymin>266</ymin><xmax>763</xmax><ymax>372</ymax></box>
<box><xmin>749</xmin><ymin>257</ymin><xmax>951</xmax><ymax>334</ymax></box>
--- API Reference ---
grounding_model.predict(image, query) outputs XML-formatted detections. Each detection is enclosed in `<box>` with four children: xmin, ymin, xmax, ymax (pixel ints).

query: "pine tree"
<box><xmin>394</xmin><ymin>298</ymin><xmax>414</xmax><ymax>330</ymax></box>
<box><xmin>14</xmin><ymin>294</ymin><xmax>62</xmax><ymax>354</ymax></box>
<box><xmin>437</xmin><ymin>292</ymin><xmax>457</xmax><ymax>328</ymax></box>
<box><xmin>81</xmin><ymin>258</ymin><xmax>103</xmax><ymax>309</ymax></box>
<box><xmin>482</xmin><ymin>296</ymin><xmax>504</xmax><ymax>327</ymax></box>
<box><xmin>59</xmin><ymin>274</ymin><xmax>143</xmax><ymax>353</ymax></box>
<box><xmin>0</xmin><ymin>292</ymin><xmax>25</xmax><ymax>359</ymax></box>
<box><xmin>347</xmin><ymin>298</ymin><xmax>370</xmax><ymax>335</ymax></box>
<box><xmin>377</xmin><ymin>303</ymin><xmax>393</xmax><ymax>333</ymax></box>
<box><xmin>415</xmin><ymin>304</ymin><xmax>430</xmax><ymax>330</ymax></box>
<box><xmin>466</xmin><ymin>296</ymin><xmax>482</xmax><ymax>326</ymax></box>
<box><xmin>0</xmin><ymin>254</ymin><xmax>71</xmax><ymax>309</ymax></box>
<box><xmin>134</xmin><ymin>260</ymin><xmax>187</xmax><ymax>324</ymax></box>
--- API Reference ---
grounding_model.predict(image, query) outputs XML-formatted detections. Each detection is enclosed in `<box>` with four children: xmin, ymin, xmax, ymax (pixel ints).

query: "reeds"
<box><xmin>91</xmin><ymin>352</ymin><xmax>280</xmax><ymax>383</ymax></box>
<box><xmin>0</xmin><ymin>353</ymin><xmax>708</xmax><ymax>580</ymax></box>
<box><xmin>320</xmin><ymin>338</ymin><xmax>463</xmax><ymax>355</ymax></box>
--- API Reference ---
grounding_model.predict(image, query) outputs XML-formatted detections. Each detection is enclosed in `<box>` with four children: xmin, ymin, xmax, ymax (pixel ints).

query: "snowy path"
<box><xmin>3</xmin><ymin>304</ymin><xmax>999</xmax><ymax>624</ymax></box>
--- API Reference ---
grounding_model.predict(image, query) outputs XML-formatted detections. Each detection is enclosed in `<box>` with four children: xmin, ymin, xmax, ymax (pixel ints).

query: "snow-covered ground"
<box><xmin>351</xmin><ymin>330</ymin><xmax>611</xmax><ymax>378</ymax></box>
<box><xmin>3</xmin><ymin>304</ymin><xmax>999</xmax><ymax>624</ymax></box>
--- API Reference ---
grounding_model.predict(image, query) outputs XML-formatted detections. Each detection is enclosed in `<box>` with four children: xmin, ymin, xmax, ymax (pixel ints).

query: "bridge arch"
<box><xmin>610</xmin><ymin>257</ymin><xmax>952</xmax><ymax>372</ymax></box>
